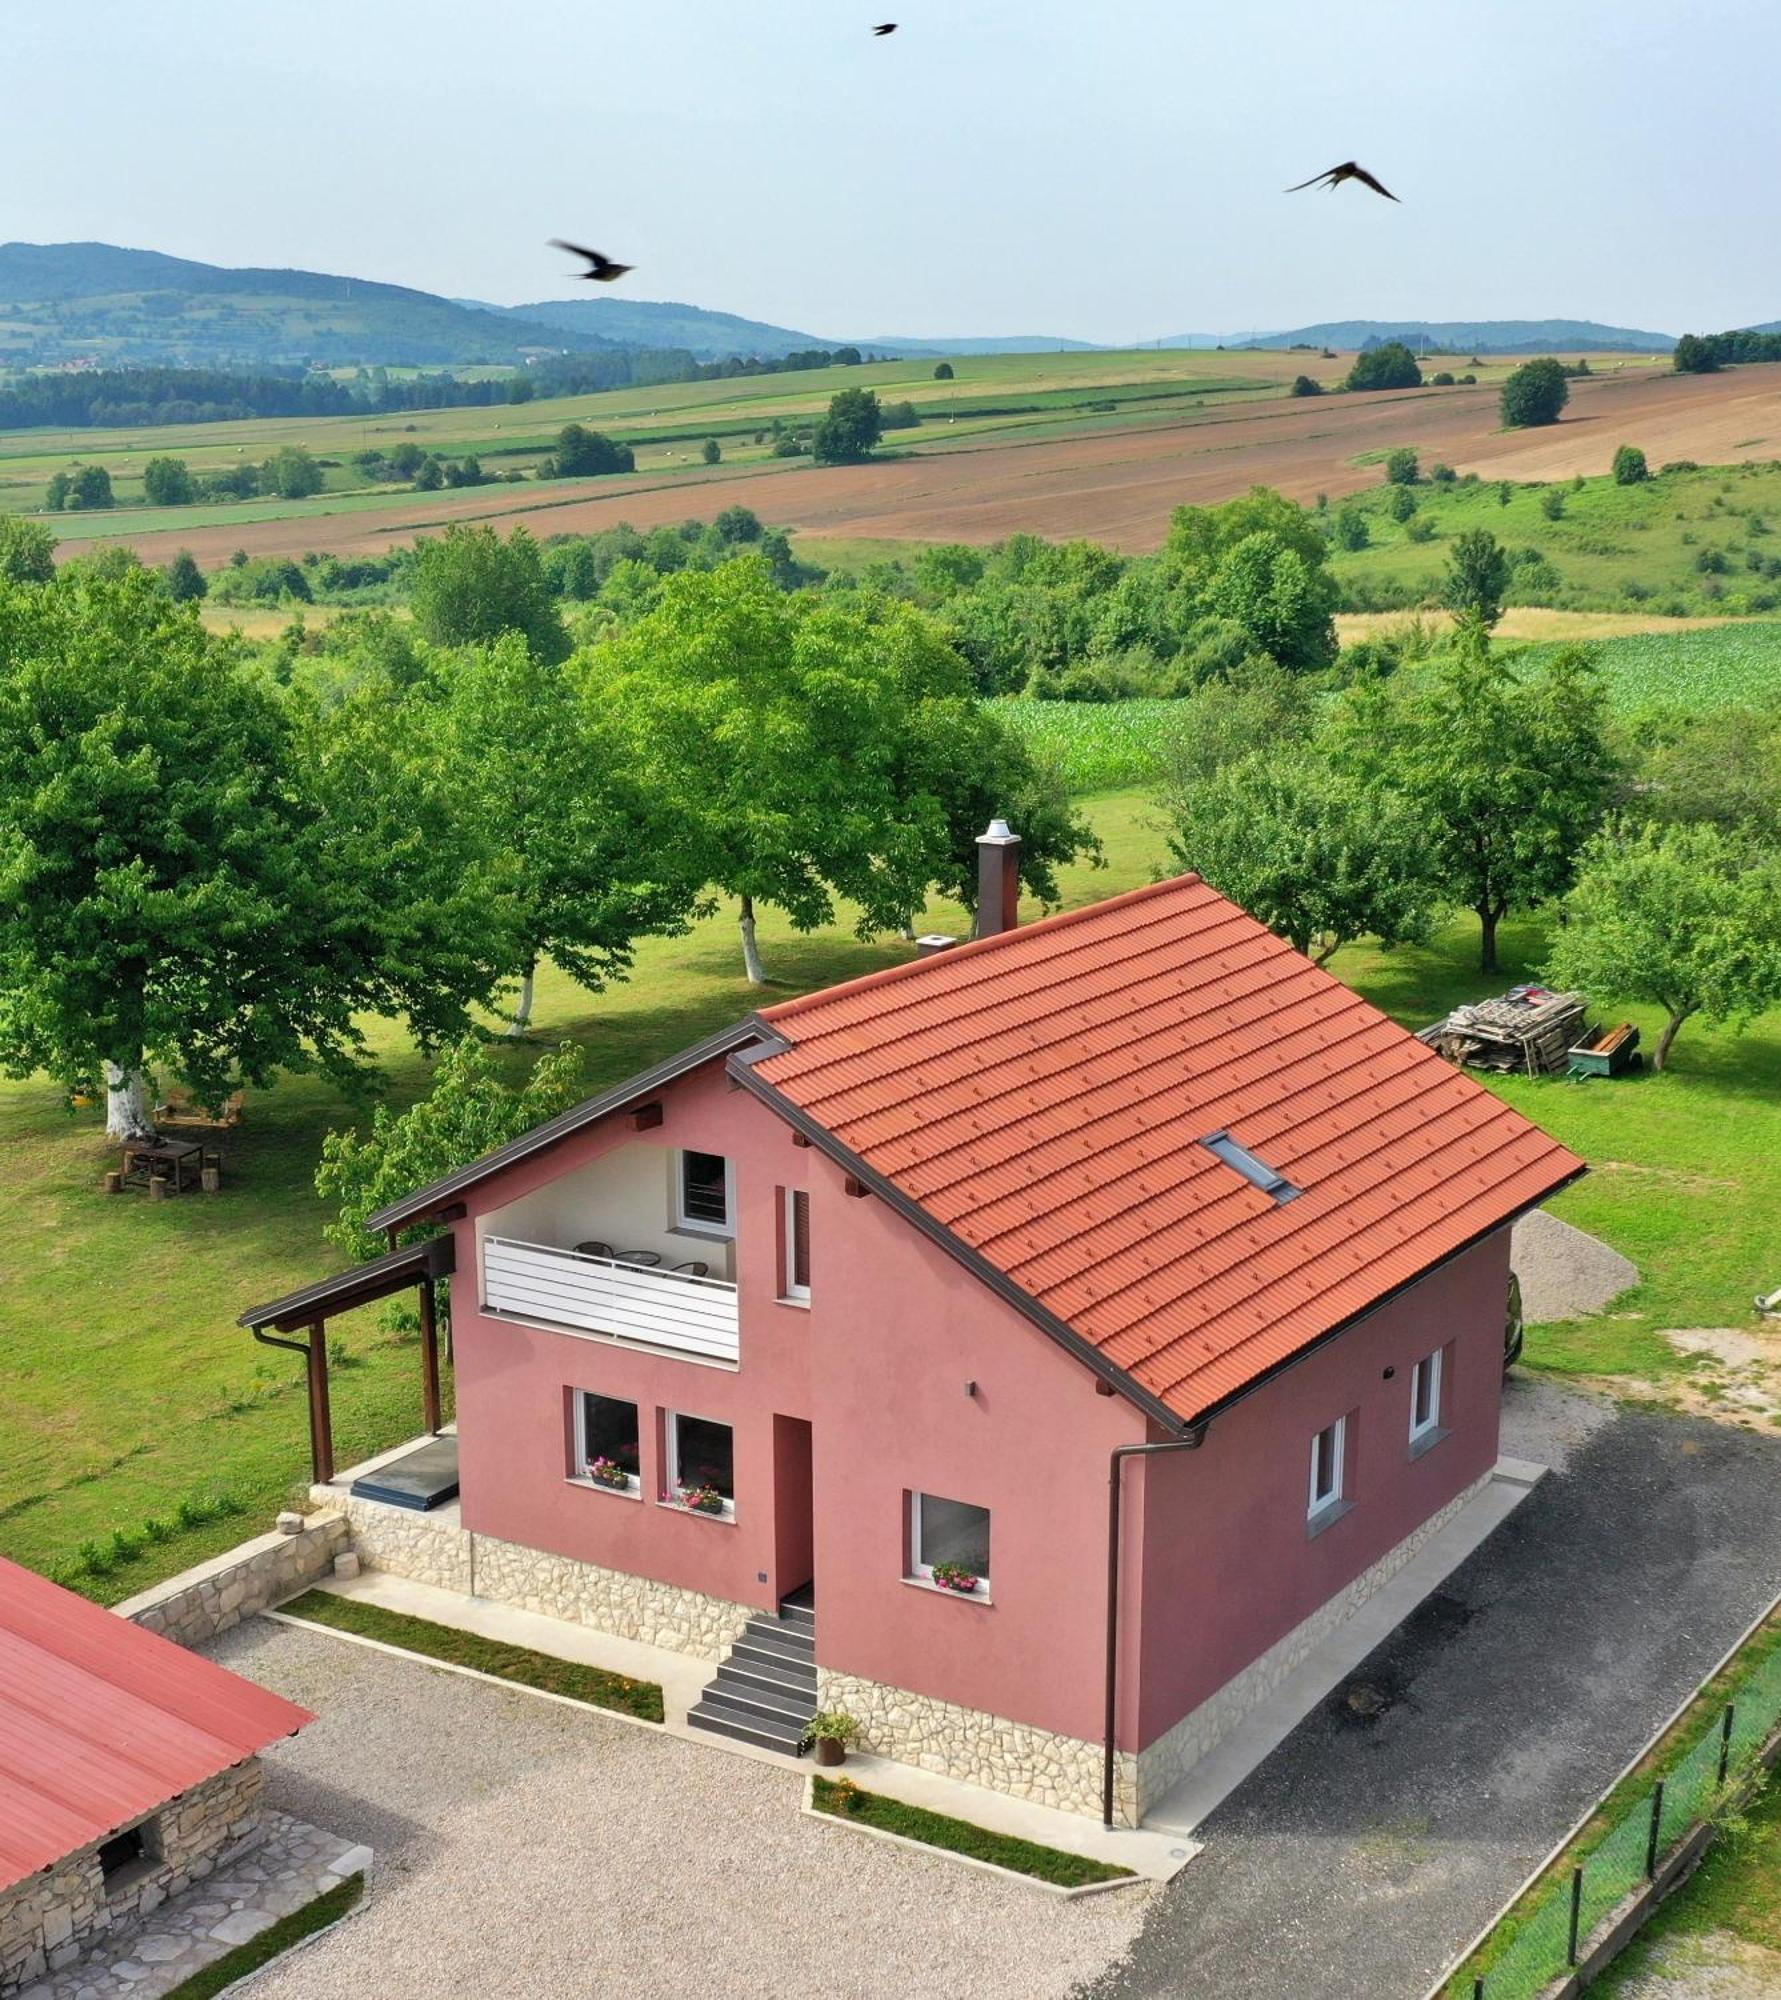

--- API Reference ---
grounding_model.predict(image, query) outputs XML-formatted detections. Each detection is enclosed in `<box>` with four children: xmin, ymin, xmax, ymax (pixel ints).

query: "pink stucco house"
<box><xmin>246</xmin><ymin>825</ymin><xmax>1583</xmax><ymax>1825</ymax></box>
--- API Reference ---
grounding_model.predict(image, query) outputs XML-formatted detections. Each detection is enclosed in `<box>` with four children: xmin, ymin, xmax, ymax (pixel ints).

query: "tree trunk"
<box><xmin>1478</xmin><ymin>906</ymin><xmax>1500</xmax><ymax>974</ymax></box>
<box><xmin>739</xmin><ymin>895</ymin><xmax>766</xmax><ymax>986</ymax></box>
<box><xmin>1653</xmin><ymin>1011</ymin><xmax>1688</xmax><ymax>1071</ymax></box>
<box><xmin>104</xmin><ymin>1062</ymin><xmax>156</xmax><ymax>1142</ymax></box>
<box><xmin>506</xmin><ymin>961</ymin><xmax>537</xmax><ymax>1039</ymax></box>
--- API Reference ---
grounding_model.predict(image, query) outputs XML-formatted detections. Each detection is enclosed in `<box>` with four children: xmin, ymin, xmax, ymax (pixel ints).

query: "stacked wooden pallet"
<box><xmin>1417</xmin><ymin>988</ymin><xmax>1588</xmax><ymax>1078</ymax></box>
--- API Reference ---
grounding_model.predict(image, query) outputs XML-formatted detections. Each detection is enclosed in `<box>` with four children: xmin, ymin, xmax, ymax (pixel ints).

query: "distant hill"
<box><xmin>0</xmin><ymin>241</ymin><xmax>631</xmax><ymax>369</ymax></box>
<box><xmin>1167</xmin><ymin>318</ymin><xmax>1678</xmax><ymax>356</ymax></box>
<box><xmin>475</xmin><ymin>296</ymin><xmax>835</xmax><ymax>362</ymax></box>
<box><xmin>474</xmin><ymin>296</ymin><xmax>1100</xmax><ymax>361</ymax></box>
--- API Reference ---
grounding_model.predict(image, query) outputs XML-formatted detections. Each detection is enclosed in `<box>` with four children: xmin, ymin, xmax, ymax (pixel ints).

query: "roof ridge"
<box><xmin>759</xmin><ymin>873</ymin><xmax>1204</xmax><ymax>1028</ymax></box>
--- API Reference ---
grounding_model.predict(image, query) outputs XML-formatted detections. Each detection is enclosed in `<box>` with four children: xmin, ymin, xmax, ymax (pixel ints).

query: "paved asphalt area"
<box><xmin>1081</xmin><ymin>1379</ymin><xmax>1781</xmax><ymax>2000</ymax></box>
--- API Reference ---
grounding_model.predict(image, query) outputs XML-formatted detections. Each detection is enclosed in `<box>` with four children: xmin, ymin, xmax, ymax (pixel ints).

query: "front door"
<box><xmin>771</xmin><ymin>1414</ymin><xmax>814</xmax><ymax>1600</ymax></box>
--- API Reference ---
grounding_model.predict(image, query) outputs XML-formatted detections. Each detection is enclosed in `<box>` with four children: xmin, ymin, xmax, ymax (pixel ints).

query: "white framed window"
<box><xmin>1409</xmin><ymin>1349</ymin><xmax>1444</xmax><ymax>1448</ymax></box>
<box><xmin>1308</xmin><ymin>1416</ymin><xmax>1347</xmax><ymax>1521</ymax></box>
<box><xmin>675</xmin><ymin>1150</ymin><xmax>734</xmax><ymax>1238</ymax></box>
<box><xmin>663</xmin><ymin>1410</ymin><xmax>735</xmax><ymax>1519</ymax></box>
<box><xmin>781</xmin><ymin>1188</ymin><xmax>811</xmax><ymax>1304</ymax></box>
<box><xmin>574</xmin><ymin>1391</ymin><xmax>641</xmax><ymax>1495</ymax></box>
<box><xmin>908</xmin><ymin>1490</ymin><xmax>991</xmax><ymax>1596</ymax></box>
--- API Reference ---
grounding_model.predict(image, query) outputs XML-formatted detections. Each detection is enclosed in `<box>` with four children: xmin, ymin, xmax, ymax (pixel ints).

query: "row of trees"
<box><xmin>0</xmin><ymin>544</ymin><xmax>1096</xmax><ymax>1136</ymax></box>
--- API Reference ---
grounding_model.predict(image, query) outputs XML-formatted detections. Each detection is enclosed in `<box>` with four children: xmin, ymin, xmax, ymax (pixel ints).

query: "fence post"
<box><xmin>1568</xmin><ymin>1864</ymin><xmax>1584</xmax><ymax>1964</ymax></box>
<box><xmin>1472</xmin><ymin>1981</ymin><xmax>1484</xmax><ymax>2000</ymax></box>
<box><xmin>1647</xmin><ymin>1780</ymin><xmax>1665</xmax><ymax>1878</ymax></box>
<box><xmin>1719</xmin><ymin>1703</ymin><xmax>1736</xmax><ymax>1785</ymax></box>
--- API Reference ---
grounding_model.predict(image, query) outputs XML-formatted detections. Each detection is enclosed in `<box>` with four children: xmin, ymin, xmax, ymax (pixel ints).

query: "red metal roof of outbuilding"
<box><xmin>0</xmin><ymin>1559</ymin><xmax>313</xmax><ymax>1892</ymax></box>
<box><xmin>754</xmin><ymin>875</ymin><xmax>1584</xmax><ymax>1425</ymax></box>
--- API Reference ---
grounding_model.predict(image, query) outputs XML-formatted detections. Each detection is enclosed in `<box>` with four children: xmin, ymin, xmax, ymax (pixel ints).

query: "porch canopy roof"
<box><xmin>238</xmin><ymin>1234</ymin><xmax>455</xmax><ymax>1334</ymax></box>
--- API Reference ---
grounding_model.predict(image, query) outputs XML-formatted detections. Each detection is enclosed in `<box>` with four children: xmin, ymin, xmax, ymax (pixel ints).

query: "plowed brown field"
<box><xmin>74</xmin><ymin>363</ymin><xmax>1781</xmax><ymax>565</ymax></box>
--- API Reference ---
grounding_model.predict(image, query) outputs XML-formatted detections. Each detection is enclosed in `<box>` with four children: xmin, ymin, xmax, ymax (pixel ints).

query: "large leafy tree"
<box><xmin>438</xmin><ymin>633</ymin><xmax>706</xmax><ymax>1036</ymax></box>
<box><xmin>1164</xmin><ymin>748</ymin><xmax>1438</xmax><ymax>964</ymax></box>
<box><xmin>0</xmin><ymin>517</ymin><xmax>55</xmax><ymax>585</ymax></box>
<box><xmin>812</xmin><ymin>388</ymin><xmax>884</xmax><ymax>465</ymax></box>
<box><xmin>1342</xmin><ymin>646</ymin><xmax>1615</xmax><ymax>971</ymax></box>
<box><xmin>1544</xmin><ymin>821</ymin><xmax>1781</xmax><ymax>1069</ymax></box>
<box><xmin>410</xmin><ymin>524</ymin><xmax>569</xmax><ymax>663</ymax></box>
<box><xmin>318</xmin><ymin>1036</ymin><xmax>588</xmax><ymax>1259</ymax></box>
<box><xmin>1442</xmin><ymin>528</ymin><xmax>1512</xmax><ymax>636</ymax></box>
<box><xmin>1345</xmin><ymin>342</ymin><xmax>1422</xmax><ymax>391</ymax></box>
<box><xmin>1202</xmin><ymin>530</ymin><xmax>1337</xmax><ymax>673</ymax></box>
<box><xmin>588</xmin><ymin>558</ymin><xmax>963</xmax><ymax>983</ymax></box>
<box><xmin>0</xmin><ymin>569</ymin><xmax>508</xmax><ymax>1138</ymax></box>
<box><xmin>1500</xmin><ymin>358</ymin><xmax>1571</xmax><ymax>428</ymax></box>
<box><xmin>142</xmin><ymin>456</ymin><xmax>196</xmax><ymax>506</ymax></box>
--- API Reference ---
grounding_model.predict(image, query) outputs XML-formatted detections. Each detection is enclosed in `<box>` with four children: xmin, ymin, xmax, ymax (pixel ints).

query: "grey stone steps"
<box><xmin>712</xmin><ymin>1657</ymin><xmax>817</xmax><ymax>1708</ymax></box>
<box><xmin>742</xmin><ymin>1615</ymin><xmax>814</xmax><ymax>1656</ymax></box>
<box><xmin>728</xmin><ymin>1638</ymin><xmax>817</xmax><ymax>1686</ymax></box>
<box><xmin>700</xmin><ymin>1679</ymin><xmax>815</xmax><ymax>1729</ymax></box>
<box><xmin>778</xmin><ymin>1599</ymin><xmax>816</xmax><ymax>1633</ymax></box>
<box><xmin>686</xmin><ymin>1703</ymin><xmax>807</xmax><ymax>1755</ymax></box>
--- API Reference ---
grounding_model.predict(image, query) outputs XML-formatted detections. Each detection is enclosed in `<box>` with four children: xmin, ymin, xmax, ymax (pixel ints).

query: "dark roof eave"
<box><xmin>238</xmin><ymin>1234</ymin><xmax>455</xmax><ymax>1332</ymax></box>
<box><xmin>362</xmin><ymin>1018</ymin><xmax>765</xmax><ymax>1235</ymax></box>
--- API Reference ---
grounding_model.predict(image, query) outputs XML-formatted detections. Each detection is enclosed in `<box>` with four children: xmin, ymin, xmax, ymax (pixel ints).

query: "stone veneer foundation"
<box><xmin>0</xmin><ymin>1764</ymin><xmax>265</xmax><ymax>1995</ymax></box>
<box><xmin>324</xmin><ymin>1490</ymin><xmax>754</xmax><ymax>1662</ymax></box>
<box><xmin>115</xmin><ymin>1516</ymin><xmax>349</xmax><ymax>1650</ymax></box>
<box><xmin>822</xmin><ymin>1467</ymin><xmax>1496</xmax><ymax>1826</ymax></box>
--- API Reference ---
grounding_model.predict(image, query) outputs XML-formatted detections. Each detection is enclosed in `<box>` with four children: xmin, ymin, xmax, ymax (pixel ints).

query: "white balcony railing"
<box><xmin>482</xmin><ymin>1237</ymin><xmax>739</xmax><ymax>1364</ymax></box>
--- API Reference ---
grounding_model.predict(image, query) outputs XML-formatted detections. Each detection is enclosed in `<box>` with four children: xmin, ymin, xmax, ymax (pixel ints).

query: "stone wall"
<box><xmin>820</xmin><ymin>1467</ymin><xmax>1498</xmax><ymax>1826</ymax></box>
<box><xmin>114</xmin><ymin>1515</ymin><xmax>350</xmax><ymax>1648</ymax></box>
<box><xmin>816</xmin><ymin>1669</ymin><xmax>1116</xmax><ymax>1818</ymax></box>
<box><xmin>0</xmin><ymin>1763</ymin><xmax>265</xmax><ymax>1995</ymax></box>
<box><xmin>327</xmin><ymin>1492</ymin><xmax>753</xmax><ymax>1661</ymax></box>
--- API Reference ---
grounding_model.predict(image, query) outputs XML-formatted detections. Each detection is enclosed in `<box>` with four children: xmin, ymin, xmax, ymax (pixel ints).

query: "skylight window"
<box><xmin>1202</xmin><ymin>1131</ymin><xmax>1300</xmax><ymax>1204</ymax></box>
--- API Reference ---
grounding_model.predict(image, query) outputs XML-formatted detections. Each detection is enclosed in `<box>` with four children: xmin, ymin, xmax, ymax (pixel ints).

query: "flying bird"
<box><xmin>872</xmin><ymin>23</ymin><xmax>897</xmax><ymax>34</ymax></box>
<box><xmin>1285</xmin><ymin>161</ymin><xmax>1400</xmax><ymax>202</ymax></box>
<box><xmin>549</xmin><ymin>240</ymin><xmax>634</xmax><ymax>283</ymax></box>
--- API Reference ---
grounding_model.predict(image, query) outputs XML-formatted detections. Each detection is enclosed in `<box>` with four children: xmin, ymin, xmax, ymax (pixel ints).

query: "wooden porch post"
<box><xmin>307</xmin><ymin>1321</ymin><xmax>334</xmax><ymax>1486</ymax></box>
<box><xmin>419</xmin><ymin>1275</ymin><xmax>442</xmax><ymax>1436</ymax></box>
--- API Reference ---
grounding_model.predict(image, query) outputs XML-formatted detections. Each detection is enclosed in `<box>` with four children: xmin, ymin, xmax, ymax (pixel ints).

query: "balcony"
<box><xmin>482</xmin><ymin>1237</ymin><xmax>740</xmax><ymax>1364</ymax></box>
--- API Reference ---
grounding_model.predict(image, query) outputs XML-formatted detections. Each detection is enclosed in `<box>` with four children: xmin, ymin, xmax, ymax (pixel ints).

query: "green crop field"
<box><xmin>1516</xmin><ymin>619</ymin><xmax>1781</xmax><ymax>711</ymax></box>
<box><xmin>3</xmin><ymin>788</ymin><xmax>1776</xmax><ymax>1606</ymax></box>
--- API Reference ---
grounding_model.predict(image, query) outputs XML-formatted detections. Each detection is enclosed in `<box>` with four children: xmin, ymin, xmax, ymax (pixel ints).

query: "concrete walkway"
<box><xmin>1081</xmin><ymin>1380</ymin><xmax>1781</xmax><ymax>2000</ymax></box>
<box><xmin>15</xmin><ymin>1815</ymin><xmax>364</xmax><ymax>2000</ymax></box>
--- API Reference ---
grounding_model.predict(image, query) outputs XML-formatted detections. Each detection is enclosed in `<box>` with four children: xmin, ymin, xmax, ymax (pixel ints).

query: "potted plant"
<box><xmin>931</xmin><ymin>1560</ymin><xmax>981</xmax><ymax>1595</ymax></box>
<box><xmin>587</xmin><ymin>1456</ymin><xmax>631</xmax><ymax>1491</ymax></box>
<box><xmin>678</xmin><ymin>1482</ymin><xmax>726</xmax><ymax>1515</ymax></box>
<box><xmin>806</xmin><ymin>1709</ymin><xmax>863</xmax><ymax>1768</ymax></box>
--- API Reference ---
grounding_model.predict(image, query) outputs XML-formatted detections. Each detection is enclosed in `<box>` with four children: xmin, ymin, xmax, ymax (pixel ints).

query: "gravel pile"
<box><xmin>1512</xmin><ymin>1209</ymin><xmax>1639</xmax><ymax>1324</ymax></box>
<box><xmin>210</xmin><ymin>1620</ymin><xmax>1147</xmax><ymax>2000</ymax></box>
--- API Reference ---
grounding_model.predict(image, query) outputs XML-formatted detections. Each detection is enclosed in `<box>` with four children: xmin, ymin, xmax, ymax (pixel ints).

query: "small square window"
<box><xmin>98</xmin><ymin>1819</ymin><xmax>158</xmax><ymax>1894</ymax></box>
<box><xmin>782</xmin><ymin>1189</ymin><xmax>811</xmax><ymax>1303</ymax></box>
<box><xmin>1409</xmin><ymin>1350</ymin><xmax>1444</xmax><ymax>1448</ymax></box>
<box><xmin>665</xmin><ymin>1411</ymin><xmax>735</xmax><ymax>1517</ymax></box>
<box><xmin>1202</xmin><ymin>1131</ymin><xmax>1300</xmax><ymax>1204</ymax></box>
<box><xmin>909</xmin><ymin>1491</ymin><xmax>990</xmax><ymax>1593</ymax></box>
<box><xmin>676</xmin><ymin>1151</ymin><xmax>733</xmax><ymax>1236</ymax></box>
<box><xmin>576</xmin><ymin>1391</ymin><xmax>641</xmax><ymax>1492</ymax></box>
<box><xmin>1308</xmin><ymin>1416</ymin><xmax>1346</xmax><ymax>1520</ymax></box>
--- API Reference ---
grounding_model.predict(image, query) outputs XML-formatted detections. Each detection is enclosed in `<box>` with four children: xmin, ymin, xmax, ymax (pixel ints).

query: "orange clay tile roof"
<box><xmin>754</xmin><ymin>875</ymin><xmax>1584</xmax><ymax>1426</ymax></box>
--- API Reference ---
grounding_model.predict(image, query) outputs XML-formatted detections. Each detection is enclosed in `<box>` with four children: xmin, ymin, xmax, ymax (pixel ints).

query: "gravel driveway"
<box><xmin>1081</xmin><ymin>1379</ymin><xmax>1781</xmax><ymax>2000</ymax></box>
<box><xmin>209</xmin><ymin>1620</ymin><xmax>1147</xmax><ymax>2000</ymax></box>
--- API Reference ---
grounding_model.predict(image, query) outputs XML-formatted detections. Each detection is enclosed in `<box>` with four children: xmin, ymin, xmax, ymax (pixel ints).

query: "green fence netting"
<box><xmin>1468</xmin><ymin>1649</ymin><xmax>1781</xmax><ymax>1999</ymax></box>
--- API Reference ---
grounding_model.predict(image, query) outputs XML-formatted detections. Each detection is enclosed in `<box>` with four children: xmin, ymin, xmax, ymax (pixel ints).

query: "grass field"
<box><xmin>4</xmin><ymin>789</ymin><xmax>1778</xmax><ymax>1603</ymax></box>
<box><xmin>1332</xmin><ymin>459</ymin><xmax>1781</xmax><ymax>617</ymax></box>
<box><xmin>11</xmin><ymin>345</ymin><xmax>1736</xmax><ymax>570</ymax></box>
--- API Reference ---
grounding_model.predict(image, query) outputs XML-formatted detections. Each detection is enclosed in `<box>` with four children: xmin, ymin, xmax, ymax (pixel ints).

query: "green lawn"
<box><xmin>2</xmin><ymin>787</ymin><xmax>1775</xmax><ymax>1600</ymax></box>
<box><xmin>278</xmin><ymin>1589</ymin><xmax>663</xmax><ymax>1719</ymax></box>
<box><xmin>810</xmin><ymin>1776</ymin><xmax>1134</xmax><ymax>1887</ymax></box>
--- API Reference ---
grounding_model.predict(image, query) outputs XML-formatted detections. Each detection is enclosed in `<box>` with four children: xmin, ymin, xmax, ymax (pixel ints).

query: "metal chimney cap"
<box><xmin>979</xmin><ymin>817</ymin><xmax>1019</xmax><ymax>844</ymax></box>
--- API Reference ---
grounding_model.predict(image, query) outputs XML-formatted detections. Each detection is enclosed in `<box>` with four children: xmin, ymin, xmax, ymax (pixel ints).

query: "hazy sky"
<box><xmin>10</xmin><ymin>0</ymin><xmax>1779</xmax><ymax>342</ymax></box>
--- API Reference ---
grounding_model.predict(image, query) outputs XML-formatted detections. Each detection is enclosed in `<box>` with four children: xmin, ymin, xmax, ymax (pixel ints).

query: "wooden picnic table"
<box><xmin>120</xmin><ymin>1137</ymin><xmax>205</xmax><ymax>1194</ymax></box>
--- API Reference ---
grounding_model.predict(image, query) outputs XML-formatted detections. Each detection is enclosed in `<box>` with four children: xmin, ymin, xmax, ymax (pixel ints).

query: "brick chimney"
<box><xmin>976</xmin><ymin>818</ymin><xmax>1022</xmax><ymax>938</ymax></box>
